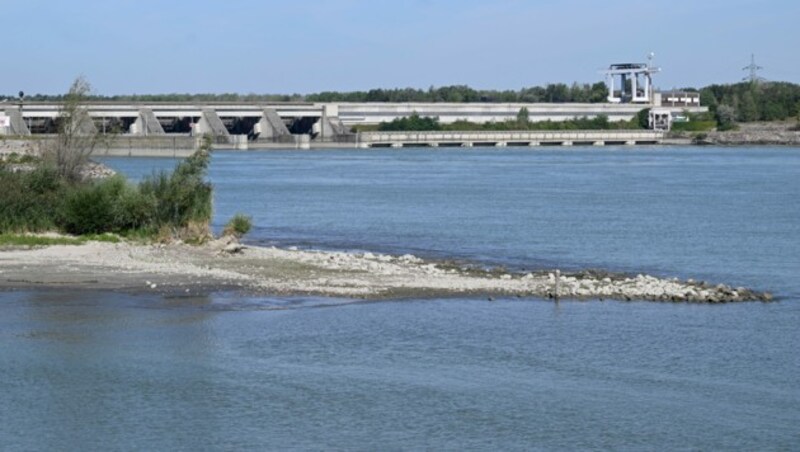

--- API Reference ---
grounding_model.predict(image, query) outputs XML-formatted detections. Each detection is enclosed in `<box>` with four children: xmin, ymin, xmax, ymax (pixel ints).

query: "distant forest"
<box><xmin>700</xmin><ymin>81</ymin><xmax>800</xmax><ymax>122</ymax></box>
<box><xmin>3</xmin><ymin>81</ymin><xmax>799</xmax><ymax>123</ymax></box>
<box><xmin>2</xmin><ymin>83</ymin><xmax>609</xmax><ymax>104</ymax></box>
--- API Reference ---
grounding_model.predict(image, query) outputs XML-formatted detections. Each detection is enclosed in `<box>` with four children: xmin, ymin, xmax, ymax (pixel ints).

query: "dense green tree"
<box><xmin>635</xmin><ymin>108</ymin><xmax>650</xmax><ymax>129</ymax></box>
<box><xmin>700</xmin><ymin>81</ymin><xmax>800</xmax><ymax>123</ymax></box>
<box><xmin>738</xmin><ymin>91</ymin><xmax>758</xmax><ymax>122</ymax></box>
<box><xmin>715</xmin><ymin>105</ymin><xmax>737</xmax><ymax>131</ymax></box>
<box><xmin>589</xmin><ymin>82</ymin><xmax>609</xmax><ymax>103</ymax></box>
<box><xmin>516</xmin><ymin>107</ymin><xmax>530</xmax><ymax>125</ymax></box>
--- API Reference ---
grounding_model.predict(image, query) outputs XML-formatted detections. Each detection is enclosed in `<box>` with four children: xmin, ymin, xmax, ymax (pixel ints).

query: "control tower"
<box><xmin>603</xmin><ymin>59</ymin><xmax>660</xmax><ymax>104</ymax></box>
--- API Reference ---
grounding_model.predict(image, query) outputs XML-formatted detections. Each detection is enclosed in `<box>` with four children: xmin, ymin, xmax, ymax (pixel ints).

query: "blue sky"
<box><xmin>2</xmin><ymin>0</ymin><xmax>797</xmax><ymax>95</ymax></box>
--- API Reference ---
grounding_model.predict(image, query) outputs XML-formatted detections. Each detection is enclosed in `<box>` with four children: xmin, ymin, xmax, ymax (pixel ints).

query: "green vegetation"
<box><xmin>376</xmin><ymin>113</ymin><xmax>442</xmax><ymax>131</ymax></box>
<box><xmin>223</xmin><ymin>214</ymin><xmax>253</xmax><ymax>238</ymax></box>
<box><xmin>671</xmin><ymin>110</ymin><xmax>717</xmax><ymax>132</ymax></box>
<box><xmin>0</xmin><ymin>234</ymin><xmax>84</xmax><ymax>247</ymax></box>
<box><xmin>0</xmin><ymin>166</ymin><xmax>67</xmax><ymax>232</ymax></box>
<box><xmin>636</xmin><ymin>108</ymin><xmax>651</xmax><ymax>129</ymax></box>
<box><xmin>365</xmin><ymin>112</ymin><xmax>638</xmax><ymax>132</ymax></box>
<box><xmin>0</xmin><ymin>233</ymin><xmax>120</xmax><ymax>247</ymax></box>
<box><xmin>307</xmin><ymin>83</ymin><xmax>610</xmax><ymax>103</ymax></box>
<box><xmin>138</xmin><ymin>143</ymin><xmax>213</xmax><ymax>236</ymax></box>
<box><xmin>700</xmin><ymin>81</ymin><xmax>800</xmax><ymax>123</ymax></box>
<box><xmin>671</xmin><ymin>120</ymin><xmax>717</xmax><ymax>132</ymax></box>
<box><xmin>0</xmin><ymin>152</ymin><xmax>39</xmax><ymax>165</ymax></box>
<box><xmin>0</xmin><ymin>136</ymin><xmax>214</xmax><ymax>241</ymax></box>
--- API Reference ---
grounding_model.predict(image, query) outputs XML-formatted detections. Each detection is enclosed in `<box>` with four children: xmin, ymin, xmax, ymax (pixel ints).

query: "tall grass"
<box><xmin>139</xmin><ymin>140</ymin><xmax>212</xmax><ymax>235</ymax></box>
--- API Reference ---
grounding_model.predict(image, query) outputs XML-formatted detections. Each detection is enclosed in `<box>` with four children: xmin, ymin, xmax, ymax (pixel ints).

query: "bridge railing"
<box><xmin>358</xmin><ymin>130</ymin><xmax>664</xmax><ymax>141</ymax></box>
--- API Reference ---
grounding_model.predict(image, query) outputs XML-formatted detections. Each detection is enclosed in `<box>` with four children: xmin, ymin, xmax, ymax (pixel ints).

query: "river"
<box><xmin>1</xmin><ymin>146</ymin><xmax>798</xmax><ymax>450</ymax></box>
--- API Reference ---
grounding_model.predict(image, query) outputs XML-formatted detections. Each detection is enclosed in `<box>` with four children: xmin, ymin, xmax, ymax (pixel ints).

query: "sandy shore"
<box><xmin>0</xmin><ymin>238</ymin><xmax>773</xmax><ymax>303</ymax></box>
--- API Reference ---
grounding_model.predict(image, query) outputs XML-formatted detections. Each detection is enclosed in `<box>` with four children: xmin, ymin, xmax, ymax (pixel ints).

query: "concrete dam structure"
<box><xmin>1</xmin><ymin>101</ymin><xmax>704</xmax><ymax>151</ymax></box>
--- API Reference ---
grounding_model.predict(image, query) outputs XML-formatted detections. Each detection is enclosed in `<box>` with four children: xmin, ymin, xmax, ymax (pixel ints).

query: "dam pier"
<box><xmin>1</xmin><ymin>101</ymin><xmax>701</xmax><ymax>154</ymax></box>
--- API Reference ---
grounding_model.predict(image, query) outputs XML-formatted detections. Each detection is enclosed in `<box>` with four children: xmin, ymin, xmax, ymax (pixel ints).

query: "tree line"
<box><xmin>1</xmin><ymin>83</ymin><xmax>609</xmax><ymax>104</ymax></box>
<box><xmin>699</xmin><ymin>81</ymin><xmax>800</xmax><ymax>124</ymax></box>
<box><xmin>306</xmin><ymin>83</ymin><xmax>610</xmax><ymax>103</ymax></box>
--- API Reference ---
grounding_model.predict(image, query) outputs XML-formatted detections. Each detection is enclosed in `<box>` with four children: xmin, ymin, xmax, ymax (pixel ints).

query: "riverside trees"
<box><xmin>44</xmin><ymin>76</ymin><xmax>108</xmax><ymax>182</ymax></box>
<box><xmin>700</xmin><ymin>81</ymin><xmax>800</xmax><ymax>123</ymax></box>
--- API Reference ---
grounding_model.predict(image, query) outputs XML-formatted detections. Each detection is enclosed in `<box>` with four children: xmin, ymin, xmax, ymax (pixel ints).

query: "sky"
<box><xmin>2</xmin><ymin>0</ymin><xmax>797</xmax><ymax>95</ymax></box>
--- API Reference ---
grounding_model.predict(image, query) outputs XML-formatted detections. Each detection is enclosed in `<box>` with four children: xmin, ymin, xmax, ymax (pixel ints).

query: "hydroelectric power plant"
<box><xmin>1</xmin><ymin>60</ymin><xmax>706</xmax><ymax>153</ymax></box>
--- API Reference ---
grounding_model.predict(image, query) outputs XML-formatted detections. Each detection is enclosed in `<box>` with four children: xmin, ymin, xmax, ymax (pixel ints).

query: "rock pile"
<box><xmin>706</xmin><ymin>122</ymin><xmax>800</xmax><ymax>145</ymax></box>
<box><xmin>79</xmin><ymin>161</ymin><xmax>116</xmax><ymax>179</ymax></box>
<box><xmin>539</xmin><ymin>272</ymin><xmax>771</xmax><ymax>303</ymax></box>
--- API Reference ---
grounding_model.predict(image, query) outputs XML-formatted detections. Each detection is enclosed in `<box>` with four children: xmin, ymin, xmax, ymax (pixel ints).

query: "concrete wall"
<box><xmin>11</xmin><ymin>102</ymin><xmax>708</xmax><ymax>128</ymax></box>
<box><xmin>337</xmin><ymin>103</ymin><xmax>707</xmax><ymax>126</ymax></box>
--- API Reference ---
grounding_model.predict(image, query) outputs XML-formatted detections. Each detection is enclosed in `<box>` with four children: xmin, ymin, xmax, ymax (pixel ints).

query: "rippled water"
<box><xmin>1</xmin><ymin>147</ymin><xmax>798</xmax><ymax>450</ymax></box>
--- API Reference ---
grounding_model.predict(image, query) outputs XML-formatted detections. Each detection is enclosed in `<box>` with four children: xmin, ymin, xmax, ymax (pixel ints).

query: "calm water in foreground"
<box><xmin>2</xmin><ymin>147</ymin><xmax>799</xmax><ymax>450</ymax></box>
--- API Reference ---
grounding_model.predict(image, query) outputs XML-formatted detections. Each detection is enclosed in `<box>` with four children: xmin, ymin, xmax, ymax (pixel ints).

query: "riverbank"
<box><xmin>703</xmin><ymin>121</ymin><xmax>800</xmax><ymax>145</ymax></box>
<box><xmin>0</xmin><ymin>239</ymin><xmax>772</xmax><ymax>303</ymax></box>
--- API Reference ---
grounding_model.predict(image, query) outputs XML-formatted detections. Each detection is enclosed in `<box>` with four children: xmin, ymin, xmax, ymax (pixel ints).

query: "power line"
<box><xmin>742</xmin><ymin>54</ymin><xmax>765</xmax><ymax>83</ymax></box>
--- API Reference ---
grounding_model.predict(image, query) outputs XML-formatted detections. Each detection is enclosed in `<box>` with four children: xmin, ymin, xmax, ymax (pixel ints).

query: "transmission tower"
<box><xmin>742</xmin><ymin>54</ymin><xmax>765</xmax><ymax>83</ymax></box>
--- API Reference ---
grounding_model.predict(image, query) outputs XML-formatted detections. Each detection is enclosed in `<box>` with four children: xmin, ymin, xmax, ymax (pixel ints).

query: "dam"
<box><xmin>0</xmin><ymin>101</ymin><xmax>703</xmax><ymax>151</ymax></box>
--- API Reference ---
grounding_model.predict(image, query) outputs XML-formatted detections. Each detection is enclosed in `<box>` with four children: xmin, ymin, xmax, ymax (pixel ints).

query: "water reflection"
<box><xmin>2</xmin><ymin>290</ymin><xmax>227</xmax><ymax>450</ymax></box>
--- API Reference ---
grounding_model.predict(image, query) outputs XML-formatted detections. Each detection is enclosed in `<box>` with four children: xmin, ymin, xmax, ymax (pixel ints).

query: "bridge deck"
<box><xmin>357</xmin><ymin>130</ymin><xmax>664</xmax><ymax>147</ymax></box>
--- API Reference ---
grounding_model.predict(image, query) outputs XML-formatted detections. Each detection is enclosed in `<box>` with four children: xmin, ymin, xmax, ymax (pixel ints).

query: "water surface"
<box><xmin>1</xmin><ymin>146</ymin><xmax>798</xmax><ymax>450</ymax></box>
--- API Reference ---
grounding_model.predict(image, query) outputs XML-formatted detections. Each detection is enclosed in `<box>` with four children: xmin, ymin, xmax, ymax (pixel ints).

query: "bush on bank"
<box><xmin>223</xmin><ymin>213</ymin><xmax>253</xmax><ymax>238</ymax></box>
<box><xmin>0</xmin><ymin>136</ymin><xmax>215</xmax><ymax>241</ymax></box>
<box><xmin>0</xmin><ymin>166</ymin><xmax>66</xmax><ymax>232</ymax></box>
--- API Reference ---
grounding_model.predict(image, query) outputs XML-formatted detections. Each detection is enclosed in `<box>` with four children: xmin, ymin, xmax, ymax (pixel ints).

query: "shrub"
<box><xmin>671</xmin><ymin>121</ymin><xmax>717</xmax><ymax>132</ymax></box>
<box><xmin>0</xmin><ymin>167</ymin><xmax>66</xmax><ymax>232</ymax></box>
<box><xmin>378</xmin><ymin>113</ymin><xmax>442</xmax><ymax>131</ymax></box>
<box><xmin>60</xmin><ymin>176</ymin><xmax>126</xmax><ymax>234</ymax></box>
<box><xmin>1</xmin><ymin>135</ymin><xmax>219</xmax><ymax>241</ymax></box>
<box><xmin>113</xmin><ymin>182</ymin><xmax>156</xmax><ymax>231</ymax></box>
<box><xmin>138</xmin><ymin>136</ymin><xmax>213</xmax><ymax>240</ymax></box>
<box><xmin>223</xmin><ymin>213</ymin><xmax>253</xmax><ymax>238</ymax></box>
